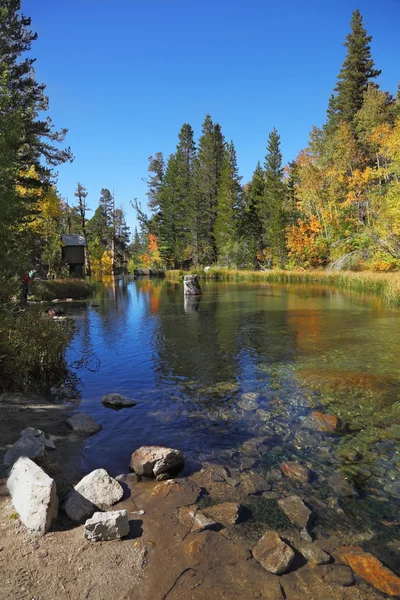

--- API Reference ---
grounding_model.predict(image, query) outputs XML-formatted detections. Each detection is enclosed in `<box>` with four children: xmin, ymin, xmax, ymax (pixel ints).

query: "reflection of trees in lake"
<box><xmin>150</xmin><ymin>281</ymin><xmax>297</xmax><ymax>390</ymax></box>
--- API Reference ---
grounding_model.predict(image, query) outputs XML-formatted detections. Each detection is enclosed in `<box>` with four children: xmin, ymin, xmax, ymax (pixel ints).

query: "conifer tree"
<box><xmin>214</xmin><ymin>141</ymin><xmax>242</xmax><ymax>257</ymax></box>
<box><xmin>74</xmin><ymin>183</ymin><xmax>91</xmax><ymax>276</ymax></box>
<box><xmin>146</xmin><ymin>153</ymin><xmax>165</xmax><ymax>211</ymax></box>
<box><xmin>193</xmin><ymin>115</ymin><xmax>225</xmax><ymax>263</ymax></box>
<box><xmin>332</xmin><ymin>10</ymin><xmax>381</xmax><ymax>125</ymax></box>
<box><xmin>241</xmin><ymin>162</ymin><xmax>264</xmax><ymax>264</ymax></box>
<box><xmin>259</xmin><ymin>128</ymin><xmax>287</xmax><ymax>266</ymax></box>
<box><xmin>0</xmin><ymin>0</ymin><xmax>72</xmax><ymax>179</ymax></box>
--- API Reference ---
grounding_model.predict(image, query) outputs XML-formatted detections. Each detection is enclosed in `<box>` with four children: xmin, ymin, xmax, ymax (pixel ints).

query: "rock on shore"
<box><xmin>62</xmin><ymin>469</ymin><xmax>124</xmax><ymax>522</ymax></box>
<box><xmin>4</xmin><ymin>427</ymin><xmax>55</xmax><ymax>467</ymax></box>
<box><xmin>84</xmin><ymin>510</ymin><xmax>130</xmax><ymax>541</ymax></box>
<box><xmin>252</xmin><ymin>531</ymin><xmax>295</xmax><ymax>574</ymax></box>
<box><xmin>7</xmin><ymin>457</ymin><xmax>58</xmax><ymax>534</ymax></box>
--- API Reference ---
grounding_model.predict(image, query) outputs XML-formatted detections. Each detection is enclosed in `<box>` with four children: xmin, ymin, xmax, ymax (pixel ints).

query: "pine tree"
<box><xmin>175</xmin><ymin>123</ymin><xmax>196</xmax><ymax>262</ymax></box>
<box><xmin>193</xmin><ymin>114</ymin><xmax>225</xmax><ymax>263</ymax></box>
<box><xmin>241</xmin><ymin>162</ymin><xmax>264</xmax><ymax>264</ymax></box>
<box><xmin>157</xmin><ymin>153</ymin><xmax>181</xmax><ymax>266</ymax></box>
<box><xmin>0</xmin><ymin>0</ymin><xmax>72</xmax><ymax>179</ymax></box>
<box><xmin>214</xmin><ymin>141</ymin><xmax>242</xmax><ymax>257</ymax></box>
<box><xmin>259</xmin><ymin>128</ymin><xmax>287</xmax><ymax>266</ymax></box>
<box><xmin>74</xmin><ymin>183</ymin><xmax>91</xmax><ymax>276</ymax></box>
<box><xmin>333</xmin><ymin>10</ymin><xmax>381</xmax><ymax>125</ymax></box>
<box><xmin>146</xmin><ymin>153</ymin><xmax>165</xmax><ymax>211</ymax></box>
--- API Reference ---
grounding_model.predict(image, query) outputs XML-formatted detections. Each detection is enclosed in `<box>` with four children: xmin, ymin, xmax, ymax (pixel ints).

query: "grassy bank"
<box><xmin>166</xmin><ymin>268</ymin><xmax>400</xmax><ymax>305</ymax></box>
<box><xmin>30</xmin><ymin>278</ymin><xmax>98</xmax><ymax>301</ymax></box>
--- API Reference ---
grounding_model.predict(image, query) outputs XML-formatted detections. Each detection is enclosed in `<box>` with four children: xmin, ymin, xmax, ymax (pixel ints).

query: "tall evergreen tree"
<box><xmin>193</xmin><ymin>114</ymin><xmax>225</xmax><ymax>263</ymax></box>
<box><xmin>259</xmin><ymin>128</ymin><xmax>287</xmax><ymax>266</ymax></box>
<box><xmin>214</xmin><ymin>141</ymin><xmax>242</xmax><ymax>257</ymax></box>
<box><xmin>0</xmin><ymin>0</ymin><xmax>72</xmax><ymax>179</ymax></box>
<box><xmin>332</xmin><ymin>10</ymin><xmax>381</xmax><ymax>125</ymax></box>
<box><xmin>154</xmin><ymin>123</ymin><xmax>197</xmax><ymax>267</ymax></box>
<box><xmin>146</xmin><ymin>153</ymin><xmax>165</xmax><ymax>211</ymax></box>
<box><xmin>74</xmin><ymin>183</ymin><xmax>91</xmax><ymax>276</ymax></box>
<box><xmin>241</xmin><ymin>162</ymin><xmax>264</xmax><ymax>265</ymax></box>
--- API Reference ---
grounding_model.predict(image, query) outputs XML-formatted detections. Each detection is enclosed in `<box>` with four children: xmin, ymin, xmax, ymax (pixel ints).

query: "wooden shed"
<box><xmin>61</xmin><ymin>234</ymin><xmax>86</xmax><ymax>276</ymax></box>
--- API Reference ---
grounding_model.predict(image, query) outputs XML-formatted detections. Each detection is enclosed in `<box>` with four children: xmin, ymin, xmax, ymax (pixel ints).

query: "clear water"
<box><xmin>67</xmin><ymin>276</ymin><xmax>400</xmax><ymax>550</ymax></box>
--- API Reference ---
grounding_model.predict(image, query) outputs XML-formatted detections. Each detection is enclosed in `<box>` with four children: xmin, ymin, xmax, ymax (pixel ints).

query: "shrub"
<box><xmin>0</xmin><ymin>304</ymin><xmax>75</xmax><ymax>392</ymax></box>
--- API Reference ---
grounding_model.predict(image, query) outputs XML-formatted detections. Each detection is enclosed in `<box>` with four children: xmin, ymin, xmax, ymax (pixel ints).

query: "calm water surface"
<box><xmin>67</xmin><ymin>277</ymin><xmax>400</xmax><ymax>545</ymax></box>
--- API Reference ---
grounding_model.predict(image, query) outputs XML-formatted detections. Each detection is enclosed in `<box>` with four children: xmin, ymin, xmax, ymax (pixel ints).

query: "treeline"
<box><xmin>140</xmin><ymin>10</ymin><xmax>400</xmax><ymax>272</ymax></box>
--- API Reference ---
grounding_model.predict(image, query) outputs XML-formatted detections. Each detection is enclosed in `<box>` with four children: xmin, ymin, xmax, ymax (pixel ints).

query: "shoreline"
<box><xmin>1</xmin><ymin>392</ymin><xmax>398</xmax><ymax>599</ymax></box>
<box><xmin>165</xmin><ymin>269</ymin><xmax>400</xmax><ymax>305</ymax></box>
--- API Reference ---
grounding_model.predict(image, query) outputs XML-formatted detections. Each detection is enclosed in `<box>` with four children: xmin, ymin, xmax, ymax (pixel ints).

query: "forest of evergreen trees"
<box><xmin>139</xmin><ymin>9</ymin><xmax>400</xmax><ymax>272</ymax></box>
<box><xmin>1</xmin><ymin>2</ymin><xmax>400</xmax><ymax>283</ymax></box>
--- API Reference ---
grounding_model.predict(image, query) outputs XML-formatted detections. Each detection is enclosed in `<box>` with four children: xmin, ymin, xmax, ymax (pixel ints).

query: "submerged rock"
<box><xmin>327</xmin><ymin>472</ymin><xmax>358</xmax><ymax>497</ymax></box>
<box><xmin>84</xmin><ymin>510</ymin><xmax>130</xmax><ymax>541</ymax></box>
<box><xmin>335</xmin><ymin>545</ymin><xmax>400</xmax><ymax>596</ymax></box>
<box><xmin>280</xmin><ymin>461</ymin><xmax>312</xmax><ymax>484</ymax></box>
<box><xmin>322</xmin><ymin>564</ymin><xmax>355</xmax><ymax>587</ymax></box>
<box><xmin>290</xmin><ymin>539</ymin><xmax>330</xmax><ymax>565</ymax></box>
<box><xmin>278</xmin><ymin>495</ymin><xmax>312</xmax><ymax>529</ymax></box>
<box><xmin>101</xmin><ymin>393</ymin><xmax>136</xmax><ymax>408</ymax></box>
<box><xmin>303</xmin><ymin>411</ymin><xmax>338</xmax><ymax>433</ymax></box>
<box><xmin>4</xmin><ymin>427</ymin><xmax>55</xmax><ymax>467</ymax></box>
<box><xmin>252</xmin><ymin>531</ymin><xmax>295</xmax><ymax>574</ymax></box>
<box><xmin>178</xmin><ymin>506</ymin><xmax>220</xmax><ymax>533</ymax></box>
<box><xmin>7</xmin><ymin>457</ymin><xmax>58</xmax><ymax>534</ymax></box>
<box><xmin>62</xmin><ymin>469</ymin><xmax>123</xmax><ymax>522</ymax></box>
<box><xmin>237</xmin><ymin>471</ymin><xmax>270</xmax><ymax>495</ymax></box>
<box><xmin>202</xmin><ymin>502</ymin><xmax>243</xmax><ymax>526</ymax></box>
<box><xmin>65</xmin><ymin>412</ymin><xmax>102</xmax><ymax>435</ymax></box>
<box><xmin>130</xmin><ymin>446</ymin><xmax>185</xmax><ymax>478</ymax></box>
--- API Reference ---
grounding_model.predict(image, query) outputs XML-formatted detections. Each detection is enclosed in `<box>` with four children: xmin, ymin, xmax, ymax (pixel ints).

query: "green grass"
<box><xmin>165</xmin><ymin>268</ymin><xmax>400</xmax><ymax>306</ymax></box>
<box><xmin>30</xmin><ymin>278</ymin><xmax>98</xmax><ymax>301</ymax></box>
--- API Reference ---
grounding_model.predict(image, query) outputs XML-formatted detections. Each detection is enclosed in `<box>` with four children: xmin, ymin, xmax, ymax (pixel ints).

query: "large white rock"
<box><xmin>62</xmin><ymin>469</ymin><xmax>124</xmax><ymax>522</ymax></box>
<box><xmin>7</xmin><ymin>457</ymin><xmax>58</xmax><ymax>534</ymax></box>
<box><xmin>84</xmin><ymin>510</ymin><xmax>130</xmax><ymax>541</ymax></box>
<box><xmin>101</xmin><ymin>393</ymin><xmax>136</xmax><ymax>408</ymax></box>
<box><xmin>130</xmin><ymin>446</ymin><xmax>185</xmax><ymax>478</ymax></box>
<box><xmin>65</xmin><ymin>412</ymin><xmax>102</xmax><ymax>435</ymax></box>
<box><xmin>4</xmin><ymin>427</ymin><xmax>55</xmax><ymax>467</ymax></box>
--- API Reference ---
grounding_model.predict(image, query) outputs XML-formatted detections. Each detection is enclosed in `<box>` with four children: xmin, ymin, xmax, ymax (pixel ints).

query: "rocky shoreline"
<box><xmin>1</xmin><ymin>392</ymin><xmax>400</xmax><ymax>599</ymax></box>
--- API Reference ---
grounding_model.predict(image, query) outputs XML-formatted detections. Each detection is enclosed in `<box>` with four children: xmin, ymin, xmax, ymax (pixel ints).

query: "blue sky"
<box><xmin>25</xmin><ymin>0</ymin><xmax>400</xmax><ymax>233</ymax></box>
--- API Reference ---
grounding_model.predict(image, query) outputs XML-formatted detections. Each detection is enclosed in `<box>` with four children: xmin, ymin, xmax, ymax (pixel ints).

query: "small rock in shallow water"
<box><xmin>237</xmin><ymin>471</ymin><xmax>270</xmax><ymax>495</ymax></box>
<box><xmin>202</xmin><ymin>502</ymin><xmax>243</xmax><ymax>526</ymax></box>
<box><xmin>266</xmin><ymin>469</ymin><xmax>283</xmax><ymax>482</ymax></box>
<box><xmin>278</xmin><ymin>495</ymin><xmax>312</xmax><ymax>529</ymax></box>
<box><xmin>322</xmin><ymin>564</ymin><xmax>355</xmax><ymax>587</ymax></box>
<box><xmin>130</xmin><ymin>446</ymin><xmax>185</xmax><ymax>478</ymax></box>
<box><xmin>65</xmin><ymin>412</ymin><xmax>102</xmax><ymax>435</ymax></box>
<box><xmin>84</xmin><ymin>510</ymin><xmax>130</xmax><ymax>541</ymax></box>
<box><xmin>101</xmin><ymin>393</ymin><xmax>136</xmax><ymax>408</ymax></box>
<box><xmin>290</xmin><ymin>539</ymin><xmax>330</xmax><ymax>565</ymax></box>
<box><xmin>280</xmin><ymin>461</ymin><xmax>312</xmax><ymax>484</ymax></box>
<box><xmin>178</xmin><ymin>506</ymin><xmax>220</xmax><ymax>533</ymax></box>
<box><xmin>303</xmin><ymin>411</ymin><xmax>338</xmax><ymax>433</ymax></box>
<box><xmin>327</xmin><ymin>473</ymin><xmax>358</xmax><ymax>498</ymax></box>
<box><xmin>335</xmin><ymin>545</ymin><xmax>400</xmax><ymax>596</ymax></box>
<box><xmin>252</xmin><ymin>531</ymin><xmax>295</xmax><ymax>574</ymax></box>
